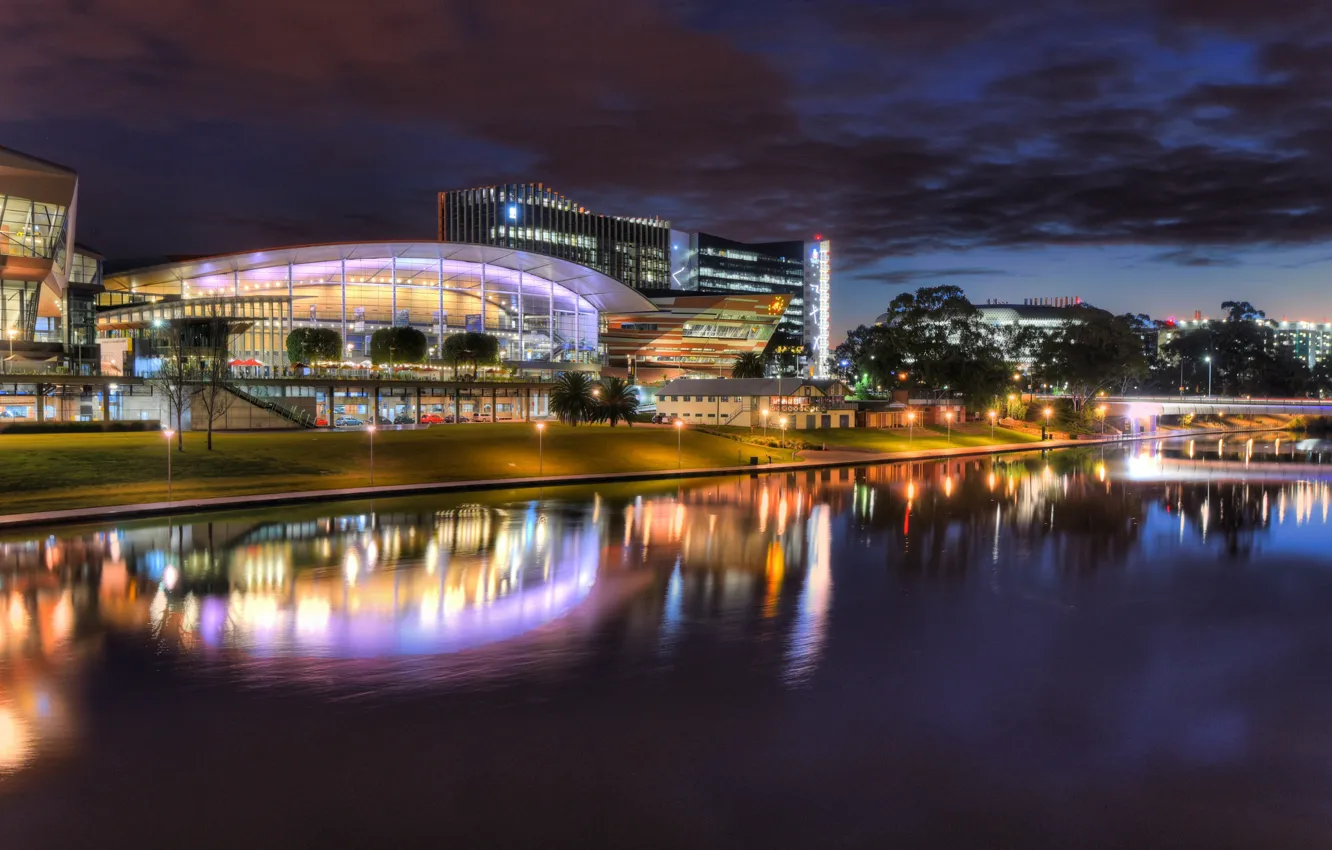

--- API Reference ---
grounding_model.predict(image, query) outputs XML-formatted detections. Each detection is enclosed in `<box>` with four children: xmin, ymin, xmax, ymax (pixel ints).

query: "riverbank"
<box><xmin>0</xmin><ymin>423</ymin><xmax>1280</xmax><ymax>529</ymax></box>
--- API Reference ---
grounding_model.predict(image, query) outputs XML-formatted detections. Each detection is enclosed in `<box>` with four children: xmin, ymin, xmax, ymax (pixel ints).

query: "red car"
<box><xmin>419</xmin><ymin>413</ymin><xmax>445</xmax><ymax>424</ymax></box>
<box><xmin>315</xmin><ymin>417</ymin><xmax>329</xmax><ymax>427</ymax></box>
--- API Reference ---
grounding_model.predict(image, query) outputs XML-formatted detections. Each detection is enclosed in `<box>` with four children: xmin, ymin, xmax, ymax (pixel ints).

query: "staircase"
<box><xmin>225</xmin><ymin>384</ymin><xmax>317</xmax><ymax>428</ymax></box>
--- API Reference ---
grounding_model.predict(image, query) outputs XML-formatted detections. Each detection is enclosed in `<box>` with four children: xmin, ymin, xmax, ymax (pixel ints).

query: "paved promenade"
<box><xmin>0</xmin><ymin>427</ymin><xmax>1272</xmax><ymax>530</ymax></box>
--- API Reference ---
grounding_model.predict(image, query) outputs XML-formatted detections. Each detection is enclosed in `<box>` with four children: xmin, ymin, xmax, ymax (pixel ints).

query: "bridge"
<box><xmin>1034</xmin><ymin>395</ymin><xmax>1332</xmax><ymax>417</ymax></box>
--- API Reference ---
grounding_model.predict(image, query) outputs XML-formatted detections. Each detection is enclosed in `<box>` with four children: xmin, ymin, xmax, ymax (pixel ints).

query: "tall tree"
<box><xmin>549</xmin><ymin>371</ymin><xmax>597</xmax><ymax>425</ymax></box>
<box><xmin>731</xmin><ymin>351</ymin><xmax>768</xmax><ymax>379</ymax></box>
<box><xmin>440</xmin><ymin>332</ymin><xmax>500</xmax><ymax>379</ymax></box>
<box><xmin>1032</xmin><ymin>308</ymin><xmax>1148</xmax><ymax>409</ymax></box>
<box><xmin>594</xmin><ymin>377</ymin><xmax>638</xmax><ymax>426</ymax></box>
<box><xmin>196</xmin><ymin>303</ymin><xmax>237</xmax><ymax>451</ymax></box>
<box><xmin>286</xmin><ymin>327</ymin><xmax>342</xmax><ymax>364</ymax></box>
<box><xmin>144</xmin><ymin>321</ymin><xmax>195</xmax><ymax>451</ymax></box>
<box><xmin>370</xmin><ymin>327</ymin><xmax>428</xmax><ymax>367</ymax></box>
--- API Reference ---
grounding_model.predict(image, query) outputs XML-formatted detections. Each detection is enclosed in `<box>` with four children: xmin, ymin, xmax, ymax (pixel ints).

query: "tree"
<box><xmin>144</xmin><ymin>321</ymin><xmax>195</xmax><ymax>451</ymax></box>
<box><xmin>286</xmin><ymin>327</ymin><xmax>342</xmax><ymax>364</ymax></box>
<box><xmin>549</xmin><ymin>371</ymin><xmax>598</xmax><ymax>425</ymax></box>
<box><xmin>1032</xmin><ymin>308</ymin><xmax>1147</xmax><ymax>409</ymax></box>
<box><xmin>196</xmin><ymin>303</ymin><xmax>237</xmax><ymax>451</ymax></box>
<box><xmin>370</xmin><ymin>327</ymin><xmax>428</xmax><ymax>366</ymax></box>
<box><xmin>593</xmin><ymin>377</ymin><xmax>638</xmax><ymax>426</ymax></box>
<box><xmin>840</xmin><ymin>285</ymin><xmax>1013</xmax><ymax>407</ymax></box>
<box><xmin>440</xmin><ymin>332</ymin><xmax>500</xmax><ymax>379</ymax></box>
<box><xmin>731</xmin><ymin>351</ymin><xmax>768</xmax><ymax>379</ymax></box>
<box><xmin>1164</xmin><ymin>300</ymin><xmax>1310</xmax><ymax>396</ymax></box>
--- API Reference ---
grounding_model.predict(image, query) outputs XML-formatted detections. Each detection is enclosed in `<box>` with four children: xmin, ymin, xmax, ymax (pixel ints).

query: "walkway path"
<box><xmin>0</xmin><ymin>427</ymin><xmax>1274</xmax><ymax>530</ymax></box>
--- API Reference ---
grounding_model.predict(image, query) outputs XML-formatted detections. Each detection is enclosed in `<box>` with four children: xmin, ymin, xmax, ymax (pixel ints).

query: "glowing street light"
<box><xmin>907</xmin><ymin>410</ymin><xmax>916</xmax><ymax>444</ymax></box>
<box><xmin>536</xmin><ymin>421</ymin><xmax>546</xmax><ymax>475</ymax></box>
<box><xmin>1097</xmin><ymin>404</ymin><xmax>1108</xmax><ymax>435</ymax></box>
<box><xmin>367</xmin><ymin>424</ymin><xmax>377</xmax><ymax>486</ymax></box>
<box><xmin>1042</xmin><ymin>406</ymin><xmax>1052</xmax><ymax>441</ymax></box>
<box><xmin>779</xmin><ymin>416</ymin><xmax>788</xmax><ymax>453</ymax></box>
<box><xmin>988</xmin><ymin>409</ymin><xmax>997</xmax><ymax>439</ymax></box>
<box><xmin>761</xmin><ymin>407</ymin><xmax>769</xmax><ymax>440</ymax></box>
<box><xmin>944</xmin><ymin>410</ymin><xmax>953</xmax><ymax>445</ymax></box>
<box><xmin>1204</xmin><ymin>355</ymin><xmax>1213</xmax><ymax>396</ymax></box>
<box><xmin>674</xmin><ymin>419</ymin><xmax>684</xmax><ymax>468</ymax></box>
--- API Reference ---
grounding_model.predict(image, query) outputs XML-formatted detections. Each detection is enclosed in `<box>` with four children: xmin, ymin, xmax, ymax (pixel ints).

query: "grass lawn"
<box><xmin>715</xmin><ymin>422</ymin><xmax>1045</xmax><ymax>454</ymax></box>
<box><xmin>0</xmin><ymin>423</ymin><xmax>764</xmax><ymax>515</ymax></box>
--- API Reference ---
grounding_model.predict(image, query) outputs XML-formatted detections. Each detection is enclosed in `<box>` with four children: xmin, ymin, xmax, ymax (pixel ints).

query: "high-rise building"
<box><xmin>670</xmin><ymin>231</ymin><xmax>829</xmax><ymax>375</ymax></box>
<box><xmin>807</xmin><ymin>238</ymin><xmax>832</xmax><ymax>377</ymax></box>
<box><xmin>438</xmin><ymin>183</ymin><xmax>671</xmax><ymax>291</ymax></box>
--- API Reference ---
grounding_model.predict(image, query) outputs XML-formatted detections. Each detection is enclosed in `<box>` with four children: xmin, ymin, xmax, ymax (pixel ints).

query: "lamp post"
<box><xmin>162</xmin><ymin>429</ymin><xmax>174</xmax><ymax>500</ymax></box>
<box><xmin>1097</xmin><ymin>405</ymin><xmax>1107</xmax><ymax>435</ymax></box>
<box><xmin>907</xmin><ymin>410</ymin><xmax>915</xmax><ymax>444</ymax></box>
<box><xmin>945</xmin><ymin>410</ymin><xmax>953</xmax><ymax>445</ymax></box>
<box><xmin>1007</xmin><ymin>393</ymin><xmax>1016</xmax><ymax>418</ymax></box>
<box><xmin>1042</xmin><ymin>407</ymin><xmax>1052</xmax><ymax>440</ymax></box>
<box><xmin>779</xmin><ymin>416</ymin><xmax>788</xmax><ymax>454</ymax></box>
<box><xmin>1204</xmin><ymin>355</ymin><xmax>1213</xmax><ymax>397</ymax></box>
<box><xmin>761</xmin><ymin>407</ymin><xmax>769</xmax><ymax>441</ymax></box>
<box><xmin>988</xmin><ymin>409</ymin><xmax>997</xmax><ymax>439</ymax></box>
<box><xmin>674</xmin><ymin>419</ymin><xmax>683</xmax><ymax>468</ymax></box>
<box><xmin>367</xmin><ymin>424</ymin><xmax>376</xmax><ymax>485</ymax></box>
<box><xmin>536</xmin><ymin>421</ymin><xmax>545</xmax><ymax>476</ymax></box>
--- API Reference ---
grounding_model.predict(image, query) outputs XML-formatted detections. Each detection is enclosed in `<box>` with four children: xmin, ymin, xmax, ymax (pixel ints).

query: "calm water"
<box><xmin>3</xmin><ymin>434</ymin><xmax>1332</xmax><ymax>848</ymax></box>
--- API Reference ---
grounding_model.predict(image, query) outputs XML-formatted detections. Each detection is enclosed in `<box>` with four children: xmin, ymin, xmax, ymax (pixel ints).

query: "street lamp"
<box><xmin>779</xmin><ymin>416</ymin><xmax>788</xmax><ymax>453</ymax></box>
<box><xmin>761</xmin><ymin>407</ymin><xmax>769</xmax><ymax>441</ymax></box>
<box><xmin>1042</xmin><ymin>407</ymin><xmax>1052</xmax><ymax>441</ymax></box>
<box><xmin>536</xmin><ymin>421</ymin><xmax>545</xmax><ymax>475</ymax></box>
<box><xmin>988</xmin><ymin>409</ymin><xmax>997</xmax><ymax>439</ymax></box>
<box><xmin>1204</xmin><ymin>355</ymin><xmax>1213</xmax><ymax>397</ymax></box>
<box><xmin>674</xmin><ymin>419</ymin><xmax>683</xmax><ymax>468</ymax></box>
<box><xmin>1097</xmin><ymin>405</ymin><xmax>1107</xmax><ymax>435</ymax></box>
<box><xmin>907</xmin><ymin>410</ymin><xmax>915</xmax><ymax>444</ymax></box>
<box><xmin>162</xmin><ymin>429</ymin><xmax>175</xmax><ymax>500</ymax></box>
<box><xmin>944</xmin><ymin>410</ymin><xmax>953</xmax><ymax>445</ymax></box>
<box><xmin>367</xmin><ymin>424</ymin><xmax>376</xmax><ymax>485</ymax></box>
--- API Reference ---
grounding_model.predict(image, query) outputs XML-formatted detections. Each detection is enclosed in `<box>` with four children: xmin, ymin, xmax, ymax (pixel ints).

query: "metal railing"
<box><xmin>225</xmin><ymin>383</ymin><xmax>317</xmax><ymax>428</ymax></box>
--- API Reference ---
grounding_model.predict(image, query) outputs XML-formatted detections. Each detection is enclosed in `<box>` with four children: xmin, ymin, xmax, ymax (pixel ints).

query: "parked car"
<box><xmin>315</xmin><ymin>417</ymin><xmax>328</xmax><ymax>427</ymax></box>
<box><xmin>335</xmin><ymin>416</ymin><xmax>364</xmax><ymax>427</ymax></box>
<box><xmin>393</xmin><ymin>414</ymin><xmax>415</xmax><ymax>425</ymax></box>
<box><xmin>420</xmin><ymin>413</ymin><xmax>444</xmax><ymax>424</ymax></box>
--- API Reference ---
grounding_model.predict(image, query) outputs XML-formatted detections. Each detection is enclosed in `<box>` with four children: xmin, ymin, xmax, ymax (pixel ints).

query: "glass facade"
<box><xmin>687</xmin><ymin>232</ymin><xmax>807</xmax><ymax>351</ymax></box>
<box><xmin>439</xmin><ymin>184</ymin><xmax>671</xmax><ymax>291</ymax></box>
<box><xmin>103</xmin><ymin>252</ymin><xmax>603</xmax><ymax>367</ymax></box>
<box><xmin>0</xmin><ymin>194</ymin><xmax>67</xmax><ymax>260</ymax></box>
<box><xmin>0</xmin><ymin>280</ymin><xmax>40</xmax><ymax>340</ymax></box>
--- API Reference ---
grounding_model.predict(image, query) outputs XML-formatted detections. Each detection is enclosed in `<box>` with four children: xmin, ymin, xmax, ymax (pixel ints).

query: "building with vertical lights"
<box><xmin>807</xmin><ymin>238</ymin><xmax>832</xmax><ymax>377</ymax></box>
<box><xmin>438</xmin><ymin>183</ymin><xmax>671</xmax><ymax>292</ymax></box>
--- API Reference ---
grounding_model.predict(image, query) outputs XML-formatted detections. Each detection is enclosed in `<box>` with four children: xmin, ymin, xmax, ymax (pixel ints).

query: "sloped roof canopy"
<box><xmin>0</xmin><ymin>146</ymin><xmax>77</xmax><ymax>207</ymax></box>
<box><xmin>105</xmin><ymin>242</ymin><xmax>658</xmax><ymax>315</ymax></box>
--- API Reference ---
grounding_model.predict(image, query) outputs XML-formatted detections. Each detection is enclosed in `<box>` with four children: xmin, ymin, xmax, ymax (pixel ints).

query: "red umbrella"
<box><xmin>239</xmin><ymin>358</ymin><xmax>264</xmax><ymax>367</ymax></box>
<box><xmin>227</xmin><ymin>359</ymin><xmax>245</xmax><ymax>367</ymax></box>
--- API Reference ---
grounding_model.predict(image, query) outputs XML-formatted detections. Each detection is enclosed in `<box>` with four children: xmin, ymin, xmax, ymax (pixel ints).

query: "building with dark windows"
<box><xmin>671</xmin><ymin>231</ymin><xmax>806</xmax><ymax>349</ymax></box>
<box><xmin>0</xmin><ymin>147</ymin><xmax>101</xmax><ymax>373</ymax></box>
<box><xmin>439</xmin><ymin>184</ymin><xmax>671</xmax><ymax>292</ymax></box>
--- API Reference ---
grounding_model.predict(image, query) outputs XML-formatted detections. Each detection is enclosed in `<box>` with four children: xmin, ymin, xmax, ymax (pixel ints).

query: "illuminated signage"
<box><xmin>813</xmin><ymin>241</ymin><xmax>831</xmax><ymax>377</ymax></box>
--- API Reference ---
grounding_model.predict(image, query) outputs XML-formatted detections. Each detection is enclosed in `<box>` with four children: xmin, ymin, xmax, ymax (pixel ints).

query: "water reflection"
<box><xmin>2</xmin><ymin>434</ymin><xmax>1332</xmax><ymax>779</ymax></box>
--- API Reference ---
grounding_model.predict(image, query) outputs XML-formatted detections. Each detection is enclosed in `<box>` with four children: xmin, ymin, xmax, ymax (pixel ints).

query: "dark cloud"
<box><xmin>5</xmin><ymin>0</ymin><xmax>1332</xmax><ymax>306</ymax></box>
<box><xmin>1150</xmin><ymin>249</ymin><xmax>1243</xmax><ymax>267</ymax></box>
<box><xmin>860</xmin><ymin>268</ymin><xmax>1014</xmax><ymax>284</ymax></box>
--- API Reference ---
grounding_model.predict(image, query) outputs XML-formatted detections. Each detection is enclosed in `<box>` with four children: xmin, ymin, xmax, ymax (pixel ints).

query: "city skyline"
<box><xmin>7</xmin><ymin>0</ymin><xmax>1332</xmax><ymax>338</ymax></box>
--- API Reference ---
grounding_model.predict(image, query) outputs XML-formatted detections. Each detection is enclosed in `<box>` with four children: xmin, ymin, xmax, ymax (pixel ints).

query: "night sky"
<box><xmin>7</xmin><ymin>0</ymin><xmax>1332</xmax><ymax>336</ymax></box>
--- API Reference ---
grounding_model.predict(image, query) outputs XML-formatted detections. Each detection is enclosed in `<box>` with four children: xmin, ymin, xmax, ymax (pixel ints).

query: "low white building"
<box><xmin>655</xmin><ymin>377</ymin><xmax>857</xmax><ymax>429</ymax></box>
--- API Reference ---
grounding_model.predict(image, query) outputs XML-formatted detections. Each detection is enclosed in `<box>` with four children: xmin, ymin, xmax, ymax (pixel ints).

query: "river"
<box><xmin>1</xmin><ymin>434</ymin><xmax>1331</xmax><ymax>848</ymax></box>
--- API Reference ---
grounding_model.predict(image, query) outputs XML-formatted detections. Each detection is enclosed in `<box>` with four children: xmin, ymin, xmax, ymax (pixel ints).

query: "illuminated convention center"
<box><xmin>99</xmin><ymin>242</ymin><xmax>654</xmax><ymax>374</ymax></box>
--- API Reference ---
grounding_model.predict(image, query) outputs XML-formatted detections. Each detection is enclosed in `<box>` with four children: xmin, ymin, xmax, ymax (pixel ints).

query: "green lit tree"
<box><xmin>370</xmin><ymin>327</ymin><xmax>428</xmax><ymax>367</ymax></box>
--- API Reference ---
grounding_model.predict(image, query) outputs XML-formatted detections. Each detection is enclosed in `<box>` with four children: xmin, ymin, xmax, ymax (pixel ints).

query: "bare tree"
<box><xmin>196</xmin><ymin>303</ymin><xmax>237</xmax><ymax>450</ymax></box>
<box><xmin>145</xmin><ymin>321</ymin><xmax>195</xmax><ymax>451</ymax></box>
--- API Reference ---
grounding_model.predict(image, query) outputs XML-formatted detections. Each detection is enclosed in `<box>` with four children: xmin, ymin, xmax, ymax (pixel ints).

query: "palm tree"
<box><xmin>732</xmin><ymin>351</ymin><xmax>768</xmax><ymax>379</ymax></box>
<box><xmin>549</xmin><ymin>371</ymin><xmax>598</xmax><ymax>425</ymax></box>
<box><xmin>594</xmin><ymin>377</ymin><xmax>638</xmax><ymax>426</ymax></box>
